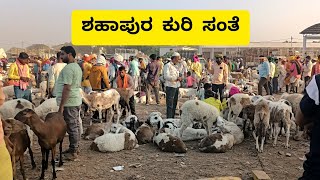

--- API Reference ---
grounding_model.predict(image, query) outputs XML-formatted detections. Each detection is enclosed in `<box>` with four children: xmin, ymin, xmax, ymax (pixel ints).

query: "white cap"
<box><xmin>114</xmin><ymin>53</ymin><xmax>124</xmax><ymax>62</ymax></box>
<box><xmin>172</xmin><ymin>52</ymin><xmax>180</xmax><ymax>57</ymax></box>
<box><xmin>96</xmin><ymin>55</ymin><xmax>106</xmax><ymax>65</ymax></box>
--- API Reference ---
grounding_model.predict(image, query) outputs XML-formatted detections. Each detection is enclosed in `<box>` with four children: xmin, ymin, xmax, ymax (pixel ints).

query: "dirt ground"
<box><xmin>16</xmin><ymin>97</ymin><xmax>309</xmax><ymax>180</ymax></box>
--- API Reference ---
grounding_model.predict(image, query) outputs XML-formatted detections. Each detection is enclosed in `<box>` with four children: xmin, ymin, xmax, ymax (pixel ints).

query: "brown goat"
<box><xmin>2</xmin><ymin>118</ymin><xmax>36</xmax><ymax>180</ymax></box>
<box><xmin>14</xmin><ymin>109</ymin><xmax>67</xmax><ymax>180</ymax></box>
<box><xmin>116</xmin><ymin>88</ymin><xmax>131</xmax><ymax>114</ymax></box>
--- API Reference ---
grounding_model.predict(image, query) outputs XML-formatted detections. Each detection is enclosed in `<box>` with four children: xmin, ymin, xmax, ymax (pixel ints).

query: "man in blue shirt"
<box><xmin>258</xmin><ymin>55</ymin><xmax>270</xmax><ymax>95</ymax></box>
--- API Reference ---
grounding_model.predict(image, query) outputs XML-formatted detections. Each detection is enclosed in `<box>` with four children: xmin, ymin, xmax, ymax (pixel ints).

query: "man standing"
<box><xmin>208</xmin><ymin>55</ymin><xmax>228</xmax><ymax>101</ymax></box>
<box><xmin>128</xmin><ymin>56</ymin><xmax>139</xmax><ymax>90</ymax></box>
<box><xmin>257</xmin><ymin>56</ymin><xmax>270</xmax><ymax>95</ymax></box>
<box><xmin>146</xmin><ymin>54</ymin><xmax>160</xmax><ymax>106</ymax></box>
<box><xmin>268</xmin><ymin>58</ymin><xmax>275</xmax><ymax>95</ymax></box>
<box><xmin>116</xmin><ymin>66</ymin><xmax>136</xmax><ymax>115</ymax></box>
<box><xmin>48</xmin><ymin>52</ymin><xmax>67</xmax><ymax>97</ymax></box>
<box><xmin>298</xmin><ymin>74</ymin><xmax>320</xmax><ymax>179</ymax></box>
<box><xmin>303</xmin><ymin>56</ymin><xmax>313</xmax><ymax>88</ymax></box>
<box><xmin>54</xmin><ymin>46</ymin><xmax>82</xmax><ymax>160</ymax></box>
<box><xmin>163</xmin><ymin>52</ymin><xmax>182</xmax><ymax>118</ymax></box>
<box><xmin>157</xmin><ymin>56</ymin><xmax>165</xmax><ymax>91</ymax></box>
<box><xmin>8</xmin><ymin>52</ymin><xmax>32</xmax><ymax>102</ymax></box>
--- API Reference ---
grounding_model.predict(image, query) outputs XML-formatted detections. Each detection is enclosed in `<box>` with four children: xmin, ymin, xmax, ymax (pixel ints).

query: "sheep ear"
<box><xmin>145</xmin><ymin>118</ymin><xmax>151</xmax><ymax>126</ymax></box>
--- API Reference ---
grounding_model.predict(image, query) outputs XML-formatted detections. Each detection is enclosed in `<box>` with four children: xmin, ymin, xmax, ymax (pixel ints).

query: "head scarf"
<box><xmin>114</xmin><ymin>53</ymin><xmax>124</xmax><ymax>63</ymax></box>
<box><xmin>193</xmin><ymin>55</ymin><xmax>199</xmax><ymax>63</ymax></box>
<box><xmin>83</xmin><ymin>54</ymin><xmax>91</xmax><ymax>62</ymax></box>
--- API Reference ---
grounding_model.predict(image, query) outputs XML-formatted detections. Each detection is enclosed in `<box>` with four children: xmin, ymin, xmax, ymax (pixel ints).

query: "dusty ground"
<box><xmin>16</xmin><ymin>97</ymin><xmax>309</xmax><ymax>180</ymax></box>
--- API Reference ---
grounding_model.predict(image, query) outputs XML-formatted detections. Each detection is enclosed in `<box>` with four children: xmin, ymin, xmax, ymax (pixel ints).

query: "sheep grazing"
<box><xmin>135</xmin><ymin>123</ymin><xmax>154</xmax><ymax>144</ymax></box>
<box><xmin>3</xmin><ymin>118</ymin><xmax>36</xmax><ymax>180</ymax></box>
<box><xmin>198</xmin><ymin>133</ymin><xmax>235</xmax><ymax>153</ymax></box>
<box><xmin>253</xmin><ymin>100</ymin><xmax>270</xmax><ymax>153</ymax></box>
<box><xmin>122</xmin><ymin>115</ymin><xmax>140</xmax><ymax>133</ymax></box>
<box><xmin>14</xmin><ymin>109</ymin><xmax>67</xmax><ymax>180</ymax></box>
<box><xmin>179</xmin><ymin>100</ymin><xmax>220</xmax><ymax>138</ymax></box>
<box><xmin>228</xmin><ymin>93</ymin><xmax>251</xmax><ymax>122</ymax></box>
<box><xmin>83</xmin><ymin>123</ymin><xmax>106</xmax><ymax>140</ymax></box>
<box><xmin>153</xmin><ymin>132</ymin><xmax>187</xmax><ymax>153</ymax></box>
<box><xmin>91</xmin><ymin>124</ymin><xmax>138</xmax><ymax>152</ymax></box>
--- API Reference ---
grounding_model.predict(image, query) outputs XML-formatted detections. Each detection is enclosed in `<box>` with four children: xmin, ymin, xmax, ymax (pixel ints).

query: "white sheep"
<box><xmin>179</xmin><ymin>100</ymin><xmax>220</xmax><ymax>138</ymax></box>
<box><xmin>198</xmin><ymin>133</ymin><xmax>235</xmax><ymax>153</ymax></box>
<box><xmin>253</xmin><ymin>99</ymin><xmax>270</xmax><ymax>153</ymax></box>
<box><xmin>228</xmin><ymin>93</ymin><xmax>251</xmax><ymax>122</ymax></box>
<box><xmin>35</xmin><ymin>98</ymin><xmax>58</xmax><ymax>119</ymax></box>
<box><xmin>153</xmin><ymin>132</ymin><xmax>187</xmax><ymax>153</ymax></box>
<box><xmin>215</xmin><ymin>116</ymin><xmax>244</xmax><ymax>144</ymax></box>
<box><xmin>147</xmin><ymin>112</ymin><xmax>164</xmax><ymax>130</ymax></box>
<box><xmin>160</xmin><ymin>121</ymin><xmax>207</xmax><ymax>141</ymax></box>
<box><xmin>3</xmin><ymin>85</ymin><xmax>15</xmax><ymax>100</ymax></box>
<box><xmin>91</xmin><ymin>124</ymin><xmax>138</xmax><ymax>152</ymax></box>
<box><xmin>179</xmin><ymin>88</ymin><xmax>197</xmax><ymax>99</ymax></box>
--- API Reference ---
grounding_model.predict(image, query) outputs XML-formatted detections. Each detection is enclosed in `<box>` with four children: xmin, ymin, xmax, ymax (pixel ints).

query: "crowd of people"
<box><xmin>2</xmin><ymin>46</ymin><xmax>320</xmax><ymax>179</ymax></box>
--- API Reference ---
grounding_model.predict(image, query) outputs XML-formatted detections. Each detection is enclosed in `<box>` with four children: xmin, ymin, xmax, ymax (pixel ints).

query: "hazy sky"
<box><xmin>0</xmin><ymin>0</ymin><xmax>319</xmax><ymax>49</ymax></box>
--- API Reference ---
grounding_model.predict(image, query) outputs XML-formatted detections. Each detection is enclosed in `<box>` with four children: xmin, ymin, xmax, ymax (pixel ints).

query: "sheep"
<box><xmin>39</xmin><ymin>80</ymin><xmax>47</xmax><ymax>98</ymax></box>
<box><xmin>3</xmin><ymin>118</ymin><xmax>36</xmax><ymax>180</ymax></box>
<box><xmin>83</xmin><ymin>123</ymin><xmax>106</xmax><ymax>140</ymax></box>
<box><xmin>227</xmin><ymin>93</ymin><xmax>251</xmax><ymax>122</ymax></box>
<box><xmin>135</xmin><ymin>123</ymin><xmax>154</xmax><ymax>144</ymax></box>
<box><xmin>215</xmin><ymin>117</ymin><xmax>244</xmax><ymax>144</ymax></box>
<box><xmin>267</xmin><ymin>100</ymin><xmax>295</xmax><ymax>148</ymax></box>
<box><xmin>14</xmin><ymin>109</ymin><xmax>67</xmax><ymax>180</ymax></box>
<box><xmin>179</xmin><ymin>88</ymin><xmax>197</xmax><ymax>99</ymax></box>
<box><xmin>3</xmin><ymin>85</ymin><xmax>14</xmax><ymax>100</ymax></box>
<box><xmin>82</xmin><ymin>89</ymin><xmax>121</xmax><ymax>125</ymax></box>
<box><xmin>35</xmin><ymin>98</ymin><xmax>59</xmax><ymax>119</ymax></box>
<box><xmin>91</xmin><ymin>124</ymin><xmax>138</xmax><ymax>152</ymax></box>
<box><xmin>198</xmin><ymin>133</ymin><xmax>235</xmax><ymax>153</ymax></box>
<box><xmin>160</xmin><ymin>121</ymin><xmax>207</xmax><ymax>141</ymax></box>
<box><xmin>179</xmin><ymin>100</ymin><xmax>220</xmax><ymax>138</ymax></box>
<box><xmin>153</xmin><ymin>132</ymin><xmax>187</xmax><ymax>153</ymax></box>
<box><xmin>0</xmin><ymin>99</ymin><xmax>35</xmax><ymax>147</ymax></box>
<box><xmin>241</xmin><ymin>104</ymin><xmax>256</xmax><ymax>133</ymax></box>
<box><xmin>122</xmin><ymin>115</ymin><xmax>140</xmax><ymax>133</ymax></box>
<box><xmin>146</xmin><ymin>112</ymin><xmax>165</xmax><ymax>131</ymax></box>
<box><xmin>253</xmin><ymin>99</ymin><xmax>270</xmax><ymax>153</ymax></box>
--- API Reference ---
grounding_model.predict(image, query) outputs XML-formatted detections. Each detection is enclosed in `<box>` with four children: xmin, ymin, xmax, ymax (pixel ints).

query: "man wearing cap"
<box><xmin>48</xmin><ymin>52</ymin><xmax>67</xmax><ymax>97</ymax></box>
<box><xmin>163</xmin><ymin>52</ymin><xmax>182</xmax><ymax>118</ymax></box>
<box><xmin>54</xmin><ymin>46</ymin><xmax>82</xmax><ymax>160</ymax></box>
<box><xmin>8</xmin><ymin>52</ymin><xmax>32</xmax><ymax>102</ymax></box>
<box><xmin>208</xmin><ymin>55</ymin><xmax>228</xmax><ymax>101</ymax></box>
<box><xmin>89</xmin><ymin>55</ymin><xmax>110</xmax><ymax>91</ymax></box>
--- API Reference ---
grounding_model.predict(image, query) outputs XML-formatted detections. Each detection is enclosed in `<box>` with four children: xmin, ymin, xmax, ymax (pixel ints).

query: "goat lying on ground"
<box><xmin>15</xmin><ymin>109</ymin><xmax>67</xmax><ymax>180</ymax></box>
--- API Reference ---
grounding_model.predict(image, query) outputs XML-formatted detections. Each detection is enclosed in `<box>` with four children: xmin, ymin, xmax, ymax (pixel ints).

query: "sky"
<box><xmin>0</xmin><ymin>0</ymin><xmax>319</xmax><ymax>50</ymax></box>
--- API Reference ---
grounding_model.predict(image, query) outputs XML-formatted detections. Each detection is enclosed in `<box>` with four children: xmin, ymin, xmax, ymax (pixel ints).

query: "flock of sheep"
<box><xmin>0</xmin><ymin>71</ymin><xmax>308</xmax><ymax>179</ymax></box>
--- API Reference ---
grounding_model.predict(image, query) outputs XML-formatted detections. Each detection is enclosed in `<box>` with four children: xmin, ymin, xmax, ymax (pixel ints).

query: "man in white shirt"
<box><xmin>163</xmin><ymin>52</ymin><xmax>182</xmax><ymax>118</ymax></box>
<box><xmin>48</xmin><ymin>52</ymin><xmax>67</xmax><ymax>97</ymax></box>
<box><xmin>303</xmin><ymin>56</ymin><xmax>313</xmax><ymax>88</ymax></box>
